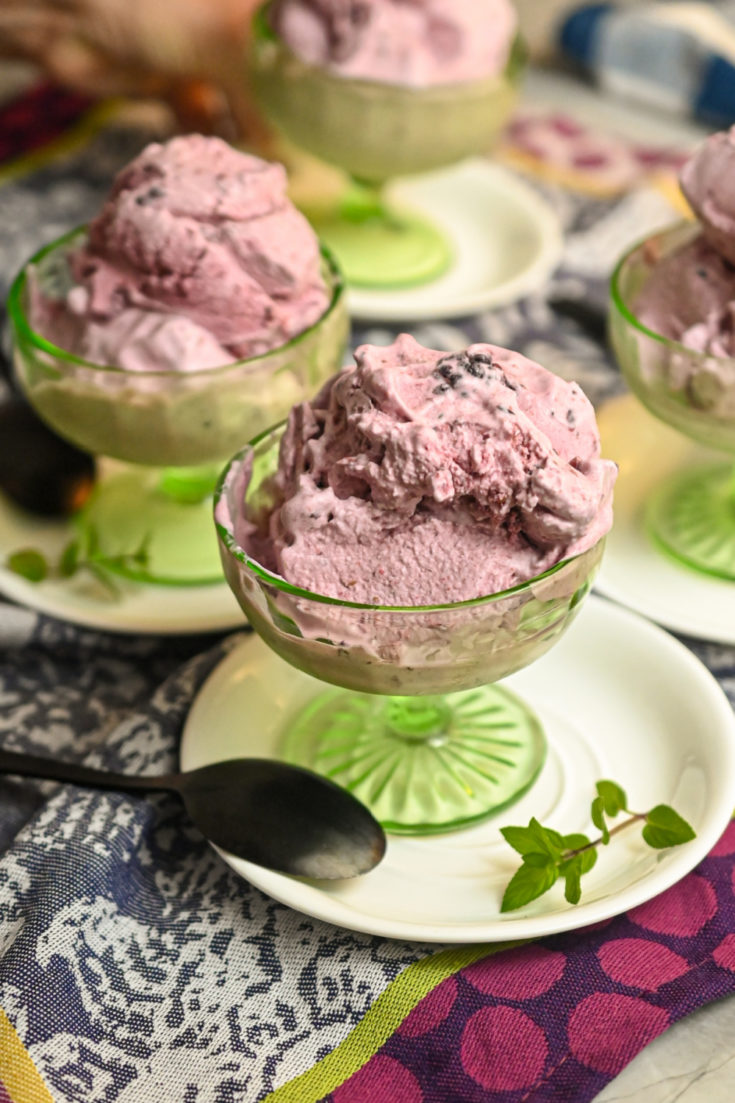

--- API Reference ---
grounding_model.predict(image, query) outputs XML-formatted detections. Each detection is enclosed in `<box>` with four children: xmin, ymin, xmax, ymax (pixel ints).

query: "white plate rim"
<box><xmin>0</xmin><ymin>480</ymin><xmax>245</xmax><ymax>634</ymax></box>
<box><xmin>0</xmin><ymin>562</ymin><xmax>243</xmax><ymax>635</ymax></box>
<box><xmin>180</xmin><ymin>595</ymin><xmax>735</xmax><ymax>942</ymax></box>
<box><xmin>596</xmin><ymin>393</ymin><xmax>735</xmax><ymax>645</ymax></box>
<box><xmin>347</xmin><ymin>159</ymin><xmax>564</xmax><ymax>322</ymax></box>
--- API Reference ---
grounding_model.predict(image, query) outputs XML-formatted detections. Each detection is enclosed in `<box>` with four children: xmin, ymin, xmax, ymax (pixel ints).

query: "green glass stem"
<box><xmin>647</xmin><ymin>461</ymin><xmax>735</xmax><ymax>581</ymax></box>
<box><xmin>158</xmin><ymin>464</ymin><xmax>222</xmax><ymax>505</ymax></box>
<box><xmin>339</xmin><ymin>179</ymin><xmax>391</xmax><ymax>224</ymax></box>
<box><xmin>310</xmin><ymin>177</ymin><xmax>452</xmax><ymax>290</ymax></box>
<box><xmin>77</xmin><ymin>463</ymin><xmax>224</xmax><ymax>587</ymax></box>
<box><xmin>282</xmin><ymin>685</ymin><xmax>546</xmax><ymax>835</ymax></box>
<box><xmin>383</xmin><ymin>698</ymin><xmax>453</xmax><ymax>744</ymax></box>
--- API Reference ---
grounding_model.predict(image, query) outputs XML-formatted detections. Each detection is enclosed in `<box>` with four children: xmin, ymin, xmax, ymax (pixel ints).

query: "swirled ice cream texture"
<box><xmin>31</xmin><ymin>135</ymin><xmax>329</xmax><ymax>370</ymax></box>
<box><xmin>236</xmin><ymin>335</ymin><xmax>616</xmax><ymax>605</ymax></box>
<box><xmin>635</xmin><ymin>126</ymin><xmax>735</xmax><ymax>362</ymax></box>
<box><xmin>634</xmin><ymin>235</ymin><xmax>735</xmax><ymax>359</ymax></box>
<box><xmin>270</xmin><ymin>0</ymin><xmax>517</xmax><ymax>86</ymax></box>
<box><xmin>680</xmin><ymin>125</ymin><xmax>735</xmax><ymax>268</ymax></box>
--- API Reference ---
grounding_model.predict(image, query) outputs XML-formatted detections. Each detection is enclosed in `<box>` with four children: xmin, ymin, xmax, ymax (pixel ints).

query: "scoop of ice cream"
<box><xmin>241</xmin><ymin>334</ymin><xmax>616</xmax><ymax>605</ymax></box>
<box><xmin>680</xmin><ymin>126</ymin><xmax>735</xmax><ymax>268</ymax></box>
<box><xmin>33</xmin><ymin>135</ymin><xmax>330</xmax><ymax>368</ymax></box>
<box><xmin>633</xmin><ymin>235</ymin><xmax>735</xmax><ymax>351</ymax></box>
<box><xmin>270</xmin><ymin>0</ymin><xmax>517</xmax><ymax>86</ymax></box>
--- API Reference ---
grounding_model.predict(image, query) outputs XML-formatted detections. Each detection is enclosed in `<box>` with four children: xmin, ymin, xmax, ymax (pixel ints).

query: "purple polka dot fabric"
<box><xmin>325</xmin><ymin>820</ymin><xmax>735</xmax><ymax>1103</ymax></box>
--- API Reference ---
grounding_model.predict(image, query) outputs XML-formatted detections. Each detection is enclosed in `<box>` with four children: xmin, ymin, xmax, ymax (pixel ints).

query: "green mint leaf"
<box><xmin>561</xmin><ymin>843</ymin><xmax>598</xmax><ymax>876</ymax></box>
<box><xmin>500</xmin><ymin>861</ymin><xmax>559</xmax><ymax>913</ymax></box>
<box><xmin>642</xmin><ymin>805</ymin><xmax>696</xmax><ymax>849</ymax></box>
<box><xmin>527</xmin><ymin>818</ymin><xmax>564</xmax><ymax>859</ymax></box>
<box><xmin>500</xmin><ymin>819</ymin><xmax>563</xmax><ymax>861</ymax></box>
<box><xmin>83</xmin><ymin>523</ymin><xmax>101</xmax><ymax>559</ymax></box>
<box><xmin>521</xmin><ymin>851</ymin><xmax>554</xmax><ymax>869</ymax></box>
<box><xmin>131</xmin><ymin>534</ymin><xmax>151</xmax><ymax>567</ymax></box>
<box><xmin>590</xmin><ymin>796</ymin><xmax>610</xmax><ymax>843</ymax></box>
<box><xmin>562</xmin><ymin>832</ymin><xmax>590</xmax><ymax>851</ymax></box>
<box><xmin>596</xmin><ymin>780</ymin><xmax>627</xmax><ymax>817</ymax></box>
<box><xmin>579</xmin><ymin>846</ymin><xmax>598</xmax><ymax>875</ymax></box>
<box><xmin>562</xmin><ymin>857</ymin><xmax>583</xmax><ymax>905</ymax></box>
<box><xmin>562</xmin><ymin>833</ymin><xmax>597</xmax><ymax>873</ymax></box>
<box><xmin>58</xmin><ymin>540</ymin><xmax>80</xmax><ymax>578</ymax></box>
<box><xmin>500</xmin><ymin>825</ymin><xmax>539</xmax><ymax>857</ymax></box>
<box><xmin>7</xmin><ymin>548</ymin><xmax>49</xmax><ymax>582</ymax></box>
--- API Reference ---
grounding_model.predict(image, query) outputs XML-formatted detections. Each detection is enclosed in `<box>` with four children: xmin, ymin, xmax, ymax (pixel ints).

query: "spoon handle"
<box><xmin>0</xmin><ymin>748</ymin><xmax>176</xmax><ymax>794</ymax></box>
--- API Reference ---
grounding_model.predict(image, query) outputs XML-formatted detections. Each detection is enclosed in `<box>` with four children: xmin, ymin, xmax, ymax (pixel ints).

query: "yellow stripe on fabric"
<box><xmin>263</xmin><ymin>939</ymin><xmax>525</xmax><ymax>1103</ymax></box>
<box><xmin>0</xmin><ymin>100</ymin><xmax>121</xmax><ymax>188</ymax></box>
<box><xmin>0</xmin><ymin>1007</ymin><xmax>54</xmax><ymax>1103</ymax></box>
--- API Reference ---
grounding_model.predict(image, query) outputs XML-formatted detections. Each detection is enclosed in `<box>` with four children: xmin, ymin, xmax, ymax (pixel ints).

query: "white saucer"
<box><xmin>180</xmin><ymin>596</ymin><xmax>735</xmax><ymax>942</ymax></box>
<box><xmin>347</xmin><ymin>160</ymin><xmax>563</xmax><ymax>322</ymax></box>
<box><xmin>0</xmin><ymin>496</ymin><xmax>242</xmax><ymax>635</ymax></box>
<box><xmin>596</xmin><ymin>394</ymin><xmax>735</xmax><ymax>644</ymax></box>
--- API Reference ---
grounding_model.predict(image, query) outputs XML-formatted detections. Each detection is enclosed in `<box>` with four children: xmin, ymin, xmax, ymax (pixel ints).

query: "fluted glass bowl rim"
<box><xmin>8</xmin><ymin>225</ymin><xmax>345</xmax><ymax>379</ymax></box>
<box><xmin>253</xmin><ymin>0</ymin><xmax>526</xmax><ymax>95</ymax></box>
<box><xmin>609</xmin><ymin>219</ymin><xmax>735</xmax><ymax>371</ymax></box>
<box><xmin>214</xmin><ymin>422</ymin><xmax>601</xmax><ymax>614</ymax></box>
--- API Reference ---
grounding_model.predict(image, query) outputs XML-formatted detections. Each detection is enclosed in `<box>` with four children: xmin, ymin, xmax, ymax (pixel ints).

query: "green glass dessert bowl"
<box><xmin>250</xmin><ymin>1</ymin><xmax>525</xmax><ymax>289</ymax></box>
<box><xmin>214</xmin><ymin>421</ymin><xmax>604</xmax><ymax>836</ymax></box>
<box><xmin>8</xmin><ymin>228</ymin><xmax>348</xmax><ymax>586</ymax></box>
<box><xmin>610</xmin><ymin>221</ymin><xmax>735</xmax><ymax>581</ymax></box>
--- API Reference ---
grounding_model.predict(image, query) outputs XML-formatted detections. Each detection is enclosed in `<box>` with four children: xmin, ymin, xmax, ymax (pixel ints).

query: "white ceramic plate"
<box><xmin>180</xmin><ymin>596</ymin><xmax>735</xmax><ymax>942</ymax></box>
<box><xmin>0</xmin><ymin>495</ymin><xmax>242</xmax><ymax>635</ymax></box>
<box><xmin>347</xmin><ymin>159</ymin><xmax>563</xmax><ymax>322</ymax></box>
<box><xmin>596</xmin><ymin>394</ymin><xmax>735</xmax><ymax>644</ymax></box>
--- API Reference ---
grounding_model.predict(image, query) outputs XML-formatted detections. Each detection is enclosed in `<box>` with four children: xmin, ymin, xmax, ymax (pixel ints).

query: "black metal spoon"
<box><xmin>0</xmin><ymin>748</ymin><xmax>386</xmax><ymax>879</ymax></box>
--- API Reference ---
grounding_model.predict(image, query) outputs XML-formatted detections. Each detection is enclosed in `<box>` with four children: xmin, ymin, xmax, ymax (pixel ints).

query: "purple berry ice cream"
<box><xmin>15</xmin><ymin>133</ymin><xmax>347</xmax><ymax>468</ymax></box>
<box><xmin>680</xmin><ymin>126</ymin><xmax>735</xmax><ymax>268</ymax></box>
<box><xmin>31</xmin><ymin>134</ymin><xmax>330</xmax><ymax>371</ymax></box>
<box><xmin>222</xmin><ymin>334</ymin><xmax>616</xmax><ymax>607</ymax></box>
<box><xmin>270</xmin><ymin>0</ymin><xmax>517</xmax><ymax>87</ymax></box>
<box><xmin>635</xmin><ymin>126</ymin><xmax>735</xmax><ymax>363</ymax></box>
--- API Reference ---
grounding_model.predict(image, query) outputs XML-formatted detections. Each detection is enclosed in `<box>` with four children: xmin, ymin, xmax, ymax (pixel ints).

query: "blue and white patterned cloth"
<box><xmin>560</xmin><ymin>2</ymin><xmax>735</xmax><ymax>126</ymax></box>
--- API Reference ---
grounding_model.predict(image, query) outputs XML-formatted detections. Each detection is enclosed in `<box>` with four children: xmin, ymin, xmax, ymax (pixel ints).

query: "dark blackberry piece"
<box><xmin>434</xmin><ymin>363</ymin><xmax>464</xmax><ymax>388</ymax></box>
<box><xmin>135</xmin><ymin>184</ymin><xmax>165</xmax><ymax>206</ymax></box>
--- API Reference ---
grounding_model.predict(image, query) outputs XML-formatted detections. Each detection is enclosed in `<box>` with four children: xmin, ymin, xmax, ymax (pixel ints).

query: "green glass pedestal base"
<box><xmin>282</xmin><ymin>685</ymin><xmax>546</xmax><ymax>835</ymax></box>
<box><xmin>78</xmin><ymin>466</ymin><xmax>224</xmax><ymax>586</ymax></box>
<box><xmin>647</xmin><ymin>463</ymin><xmax>735</xmax><ymax>581</ymax></box>
<box><xmin>311</xmin><ymin>207</ymin><xmax>451</xmax><ymax>289</ymax></box>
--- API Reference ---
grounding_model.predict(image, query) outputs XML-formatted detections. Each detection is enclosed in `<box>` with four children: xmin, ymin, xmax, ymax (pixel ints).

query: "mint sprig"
<box><xmin>5</xmin><ymin>524</ymin><xmax>150</xmax><ymax>596</ymax></box>
<box><xmin>500</xmin><ymin>780</ymin><xmax>696</xmax><ymax>912</ymax></box>
<box><xmin>6</xmin><ymin>548</ymin><xmax>49</xmax><ymax>582</ymax></box>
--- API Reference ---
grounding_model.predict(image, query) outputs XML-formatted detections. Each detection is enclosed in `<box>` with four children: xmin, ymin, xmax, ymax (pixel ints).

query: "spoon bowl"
<box><xmin>0</xmin><ymin>748</ymin><xmax>386</xmax><ymax>879</ymax></box>
<box><xmin>177</xmin><ymin>758</ymin><xmax>386</xmax><ymax>878</ymax></box>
